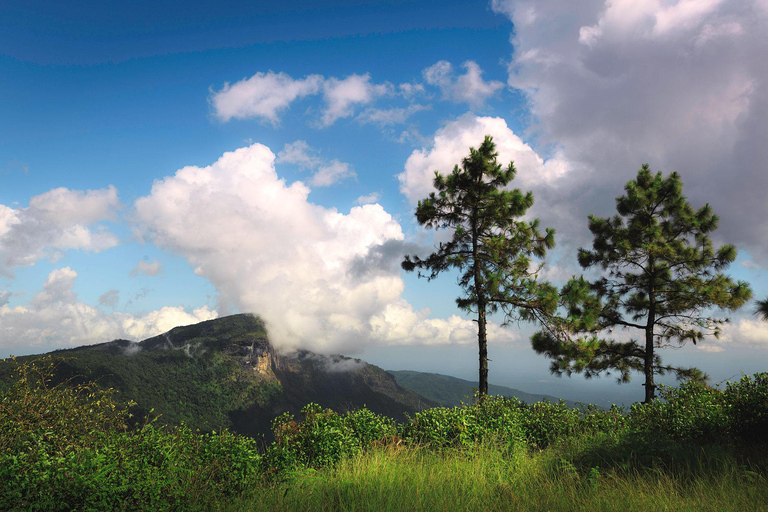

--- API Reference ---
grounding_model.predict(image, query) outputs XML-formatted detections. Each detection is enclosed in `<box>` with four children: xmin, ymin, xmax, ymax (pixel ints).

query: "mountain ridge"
<box><xmin>0</xmin><ymin>314</ymin><xmax>436</xmax><ymax>439</ymax></box>
<box><xmin>388</xmin><ymin>370</ymin><xmax>578</xmax><ymax>408</ymax></box>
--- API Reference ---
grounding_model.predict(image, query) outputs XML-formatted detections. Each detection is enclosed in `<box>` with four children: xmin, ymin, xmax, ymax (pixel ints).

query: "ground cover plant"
<box><xmin>1</xmin><ymin>356</ymin><xmax>766</xmax><ymax>510</ymax></box>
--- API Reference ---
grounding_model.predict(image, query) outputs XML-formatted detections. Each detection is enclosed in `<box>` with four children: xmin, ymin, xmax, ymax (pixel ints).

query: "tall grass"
<box><xmin>244</xmin><ymin>442</ymin><xmax>768</xmax><ymax>512</ymax></box>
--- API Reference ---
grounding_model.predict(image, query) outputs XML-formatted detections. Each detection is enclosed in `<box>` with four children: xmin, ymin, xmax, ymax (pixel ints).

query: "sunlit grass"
<box><xmin>235</xmin><ymin>441</ymin><xmax>768</xmax><ymax>512</ymax></box>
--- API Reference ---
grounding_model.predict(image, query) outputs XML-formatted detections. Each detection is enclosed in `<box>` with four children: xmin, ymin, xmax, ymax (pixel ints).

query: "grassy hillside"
<box><xmin>0</xmin><ymin>314</ymin><xmax>435</xmax><ymax>439</ymax></box>
<box><xmin>389</xmin><ymin>370</ymin><xmax>578</xmax><ymax>407</ymax></box>
<box><xmin>2</xmin><ymin>357</ymin><xmax>766</xmax><ymax>510</ymax></box>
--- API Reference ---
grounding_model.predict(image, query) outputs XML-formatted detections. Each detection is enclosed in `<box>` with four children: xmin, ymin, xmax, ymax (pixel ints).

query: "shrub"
<box><xmin>629</xmin><ymin>380</ymin><xmax>727</xmax><ymax>442</ymax></box>
<box><xmin>722</xmin><ymin>372</ymin><xmax>768</xmax><ymax>442</ymax></box>
<box><xmin>263</xmin><ymin>403</ymin><xmax>397</xmax><ymax>475</ymax></box>
<box><xmin>0</xmin><ymin>357</ymin><xmax>262</xmax><ymax>510</ymax></box>
<box><xmin>400</xmin><ymin>395</ymin><xmax>525</xmax><ymax>448</ymax></box>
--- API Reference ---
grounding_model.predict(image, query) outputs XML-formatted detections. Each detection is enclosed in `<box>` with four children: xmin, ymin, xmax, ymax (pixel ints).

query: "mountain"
<box><xmin>0</xmin><ymin>314</ymin><xmax>436</xmax><ymax>439</ymax></box>
<box><xmin>388</xmin><ymin>370</ymin><xmax>578</xmax><ymax>408</ymax></box>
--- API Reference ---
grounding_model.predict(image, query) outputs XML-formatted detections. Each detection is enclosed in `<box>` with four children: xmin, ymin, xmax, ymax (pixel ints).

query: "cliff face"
<box><xmin>5</xmin><ymin>314</ymin><xmax>435</xmax><ymax>439</ymax></box>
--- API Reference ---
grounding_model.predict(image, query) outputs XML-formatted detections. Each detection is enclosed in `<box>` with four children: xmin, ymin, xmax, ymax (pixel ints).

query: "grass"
<box><xmin>234</xmin><ymin>440</ymin><xmax>768</xmax><ymax>511</ymax></box>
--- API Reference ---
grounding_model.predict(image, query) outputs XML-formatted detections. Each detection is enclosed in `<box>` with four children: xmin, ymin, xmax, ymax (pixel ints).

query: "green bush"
<box><xmin>0</xmin><ymin>357</ymin><xmax>262</xmax><ymax>510</ymax></box>
<box><xmin>723</xmin><ymin>372</ymin><xmax>768</xmax><ymax>442</ymax></box>
<box><xmin>400</xmin><ymin>395</ymin><xmax>525</xmax><ymax>448</ymax></box>
<box><xmin>263</xmin><ymin>403</ymin><xmax>397</xmax><ymax>475</ymax></box>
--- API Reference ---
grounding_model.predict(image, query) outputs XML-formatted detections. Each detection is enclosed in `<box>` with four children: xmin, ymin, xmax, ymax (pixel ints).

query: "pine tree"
<box><xmin>757</xmin><ymin>299</ymin><xmax>768</xmax><ymax>322</ymax></box>
<box><xmin>402</xmin><ymin>136</ymin><xmax>556</xmax><ymax>396</ymax></box>
<box><xmin>532</xmin><ymin>166</ymin><xmax>752</xmax><ymax>403</ymax></box>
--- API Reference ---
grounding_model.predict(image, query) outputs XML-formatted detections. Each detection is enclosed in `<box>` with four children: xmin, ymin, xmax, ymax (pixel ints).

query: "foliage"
<box><xmin>263</xmin><ymin>403</ymin><xmax>397</xmax><ymax>475</ymax></box>
<box><xmin>2</xmin><ymin>355</ymin><xmax>767</xmax><ymax>510</ymax></box>
<box><xmin>0</xmin><ymin>357</ymin><xmax>261</xmax><ymax>510</ymax></box>
<box><xmin>402</xmin><ymin>135</ymin><xmax>556</xmax><ymax>395</ymax></box>
<box><xmin>533</xmin><ymin>166</ymin><xmax>752</xmax><ymax>402</ymax></box>
<box><xmin>756</xmin><ymin>298</ymin><xmax>768</xmax><ymax>322</ymax></box>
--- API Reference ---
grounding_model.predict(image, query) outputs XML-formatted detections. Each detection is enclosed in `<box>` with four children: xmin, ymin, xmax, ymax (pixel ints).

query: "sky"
<box><xmin>1</xmin><ymin>0</ymin><xmax>767</xmax><ymax>405</ymax></box>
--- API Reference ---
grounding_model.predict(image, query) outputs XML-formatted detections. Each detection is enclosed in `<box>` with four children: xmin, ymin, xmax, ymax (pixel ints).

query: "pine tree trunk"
<box><xmin>643</xmin><ymin>326</ymin><xmax>655</xmax><ymax>403</ymax></box>
<box><xmin>471</xmin><ymin>211</ymin><xmax>488</xmax><ymax>397</ymax></box>
<box><xmin>478</xmin><ymin>305</ymin><xmax>488</xmax><ymax>396</ymax></box>
<box><xmin>644</xmin><ymin>259</ymin><xmax>656</xmax><ymax>404</ymax></box>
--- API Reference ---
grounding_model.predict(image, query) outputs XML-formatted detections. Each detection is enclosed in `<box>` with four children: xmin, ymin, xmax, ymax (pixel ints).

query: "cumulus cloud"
<box><xmin>320</xmin><ymin>74</ymin><xmax>392</xmax><ymax>126</ymax></box>
<box><xmin>311</xmin><ymin>161</ymin><xmax>356</xmax><ymax>187</ymax></box>
<box><xmin>355</xmin><ymin>192</ymin><xmax>380</xmax><ymax>205</ymax></box>
<box><xmin>210</xmin><ymin>71</ymin><xmax>323</xmax><ymax>124</ymax></box>
<box><xmin>422</xmin><ymin>60</ymin><xmax>505</xmax><ymax>108</ymax></box>
<box><xmin>0</xmin><ymin>267</ymin><xmax>217</xmax><ymax>354</ymax></box>
<box><xmin>130</xmin><ymin>259</ymin><xmax>163</xmax><ymax>277</ymax></box>
<box><xmin>492</xmin><ymin>0</ymin><xmax>768</xmax><ymax>260</ymax></box>
<box><xmin>722</xmin><ymin>318</ymin><xmax>768</xmax><ymax>350</ymax></box>
<box><xmin>134</xmin><ymin>143</ymin><xmax>516</xmax><ymax>354</ymax></box>
<box><xmin>398</xmin><ymin>114</ymin><xmax>569</xmax><ymax>204</ymax></box>
<box><xmin>276</xmin><ymin>140</ymin><xmax>322</xmax><ymax>170</ymax></box>
<box><xmin>276</xmin><ymin>140</ymin><xmax>356</xmax><ymax>187</ymax></box>
<box><xmin>0</xmin><ymin>186</ymin><xmax>120</xmax><ymax>276</ymax></box>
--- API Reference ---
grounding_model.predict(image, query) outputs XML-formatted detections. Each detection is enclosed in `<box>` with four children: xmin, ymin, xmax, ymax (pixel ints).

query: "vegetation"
<box><xmin>757</xmin><ymin>298</ymin><xmax>768</xmax><ymax>321</ymax></box>
<box><xmin>533</xmin><ymin>166</ymin><xmax>752</xmax><ymax>402</ymax></box>
<box><xmin>2</xmin><ymin>356</ymin><xmax>766</xmax><ymax>510</ymax></box>
<box><xmin>0</xmin><ymin>314</ymin><xmax>431</xmax><ymax>440</ymax></box>
<box><xmin>403</xmin><ymin>136</ymin><xmax>556</xmax><ymax>396</ymax></box>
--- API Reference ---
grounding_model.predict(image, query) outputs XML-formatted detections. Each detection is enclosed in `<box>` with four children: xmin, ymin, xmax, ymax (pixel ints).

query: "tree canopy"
<box><xmin>402</xmin><ymin>135</ymin><xmax>556</xmax><ymax>396</ymax></box>
<box><xmin>532</xmin><ymin>165</ymin><xmax>752</xmax><ymax>403</ymax></box>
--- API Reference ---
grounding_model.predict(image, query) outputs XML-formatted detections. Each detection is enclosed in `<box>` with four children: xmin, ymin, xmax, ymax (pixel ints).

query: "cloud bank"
<box><xmin>0</xmin><ymin>186</ymin><xmax>120</xmax><ymax>277</ymax></box>
<box><xmin>134</xmin><ymin>143</ymin><xmax>516</xmax><ymax>353</ymax></box>
<box><xmin>491</xmin><ymin>0</ymin><xmax>768</xmax><ymax>259</ymax></box>
<box><xmin>209</xmin><ymin>61</ymin><xmax>504</xmax><ymax>127</ymax></box>
<box><xmin>0</xmin><ymin>267</ymin><xmax>217</xmax><ymax>354</ymax></box>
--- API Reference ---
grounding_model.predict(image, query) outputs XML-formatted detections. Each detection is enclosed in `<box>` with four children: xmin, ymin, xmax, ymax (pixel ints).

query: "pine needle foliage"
<box><xmin>532</xmin><ymin>166</ymin><xmax>752</xmax><ymax>402</ymax></box>
<box><xmin>756</xmin><ymin>298</ymin><xmax>768</xmax><ymax>322</ymax></box>
<box><xmin>402</xmin><ymin>136</ymin><xmax>556</xmax><ymax>396</ymax></box>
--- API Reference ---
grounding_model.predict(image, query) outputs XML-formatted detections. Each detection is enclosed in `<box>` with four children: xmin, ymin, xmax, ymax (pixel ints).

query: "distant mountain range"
<box><xmin>388</xmin><ymin>370</ymin><xmax>577</xmax><ymax>408</ymax></box>
<box><xmin>0</xmin><ymin>314</ymin><xmax>435</xmax><ymax>439</ymax></box>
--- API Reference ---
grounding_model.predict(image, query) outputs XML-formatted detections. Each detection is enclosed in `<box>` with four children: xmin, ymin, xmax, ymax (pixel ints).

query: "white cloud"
<box><xmin>311</xmin><ymin>160</ymin><xmax>356</xmax><ymax>187</ymax></box>
<box><xmin>130</xmin><ymin>259</ymin><xmax>163</xmax><ymax>277</ymax></box>
<box><xmin>723</xmin><ymin>318</ymin><xmax>768</xmax><ymax>350</ymax></box>
<box><xmin>320</xmin><ymin>74</ymin><xmax>392</xmax><ymax>127</ymax></box>
<box><xmin>134</xmin><ymin>142</ymin><xmax>514</xmax><ymax>354</ymax></box>
<box><xmin>492</xmin><ymin>0</ymin><xmax>768</xmax><ymax>260</ymax></box>
<box><xmin>0</xmin><ymin>186</ymin><xmax>120</xmax><ymax>276</ymax></box>
<box><xmin>370</xmin><ymin>300</ymin><xmax>517</xmax><ymax>346</ymax></box>
<box><xmin>276</xmin><ymin>140</ymin><xmax>356</xmax><ymax>186</ymax></box>
<box><xmin>398</xmin><ymin>113</ymin><xmax>569</xmax><ymax>204</ymax></box>
<box><xmin>355</xmin><ymin>193</ymin><xmax>380</xmax><ymax>205</ymax></box>
<box><xmin>210</xmin><ymin>71</ymin><xmax>323</xmax><ymax>124</ymax></box>
<box><xmin>119</xmin><ymin>306</ymin><xmax>218</xmax><ymax>340</ymax></box>
<box><xmin>276</xmin><ymin>140</ymin><xmax>322</xmax><ymax>170</ymax></box>
<box><xmin>0</xmin><ymin>267</ymin><xmax>217</xmax><ymax>354</ymax></box>
<box><xmin>356</xmin><ymin>104</ymin><xmax>430</xmax><ymax>127</ymax></box>
<box><xmin>423</xmin><ymin>60</ymin><xmax>504</xmax><ymax>108</ymax></box>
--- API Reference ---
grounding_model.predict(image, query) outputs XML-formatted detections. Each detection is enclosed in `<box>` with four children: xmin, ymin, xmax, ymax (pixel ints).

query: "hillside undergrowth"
<box><xmin>1</xmin><ymin>356</ymin><xmax>766</xmax><ymax>510</ymax></box>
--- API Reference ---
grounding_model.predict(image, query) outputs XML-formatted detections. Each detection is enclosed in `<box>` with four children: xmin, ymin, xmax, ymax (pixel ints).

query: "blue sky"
<box><xmin>2</xmin><ymin>0</ymin><xmax>767</xmax><ymax>405</ymax></box>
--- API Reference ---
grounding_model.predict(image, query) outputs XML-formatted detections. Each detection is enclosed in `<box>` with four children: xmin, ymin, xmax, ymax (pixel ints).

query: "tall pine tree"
<box><xmin>403</xmin><ymin>136</ymin><xmax>556</xmax><ymax>396</ymax></box>
<box><xmin>532</xmin><ymin>166</ymin><xmax>752</xmax><ymax>402</ymax></box>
